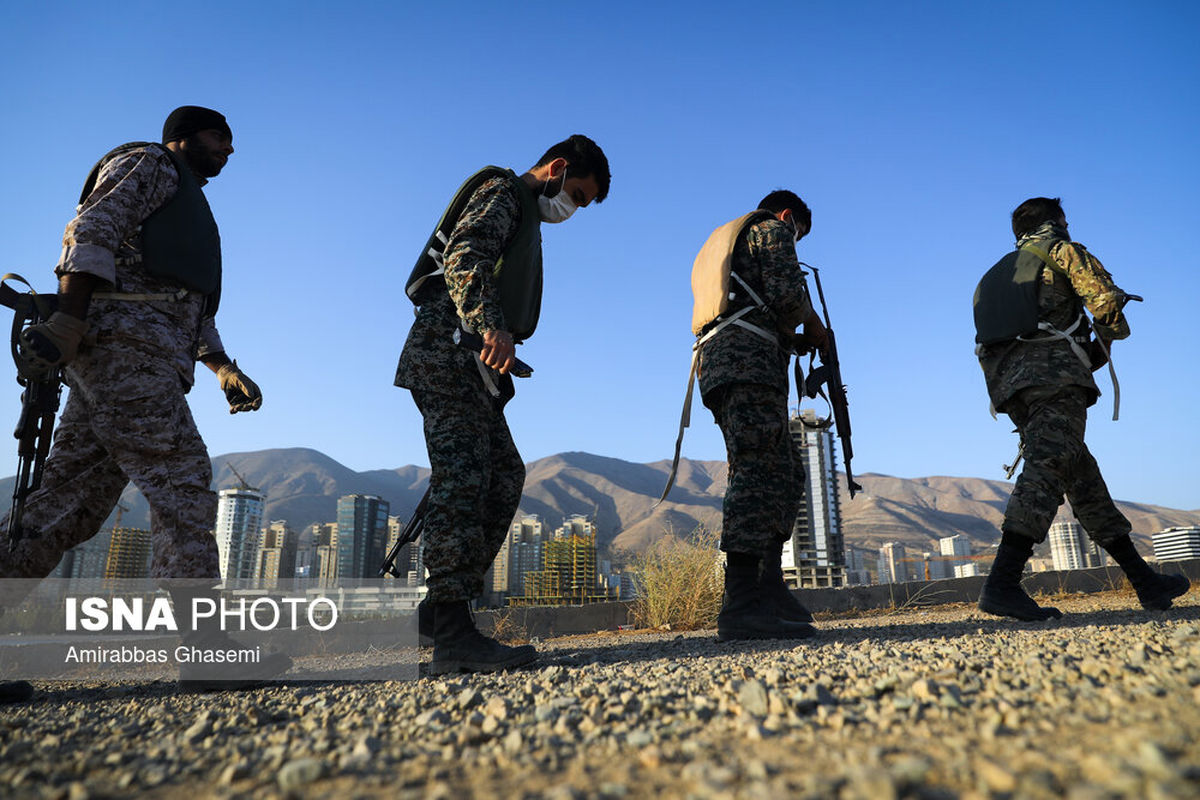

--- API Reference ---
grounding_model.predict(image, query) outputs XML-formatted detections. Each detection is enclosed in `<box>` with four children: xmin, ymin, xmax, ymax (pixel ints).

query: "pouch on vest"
<box><xmin>405</xmin><ymin>166</ymin><xmax>543</xmax><ymax>341</ymax></box>
<box><xmin>691</xmin><ymin>210</ymin><xmax>773</xmax><ymax>336</ymax></box>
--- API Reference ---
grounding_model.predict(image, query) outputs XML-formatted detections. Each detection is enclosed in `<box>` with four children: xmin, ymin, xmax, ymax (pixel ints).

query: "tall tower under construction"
<box><xmin>784</xmin><ymin>408</ymin><xmax>847</xmax><ymax>588</ymax></box>
<box><xmin>105</xmin><ymin>528</ymin><xmax>153</xmax><ymax>579</ymax></box>
<box><xmin>509</xmin><ymin>517</ymin><xmax>612</xmax><ymax>606</ymax></box>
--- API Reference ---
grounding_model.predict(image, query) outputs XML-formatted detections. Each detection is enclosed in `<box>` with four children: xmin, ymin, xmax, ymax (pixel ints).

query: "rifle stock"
<box><xmin>379</xmin><ymin>487</ymin><xmax>429</xmax><ymax>578</ymax></box>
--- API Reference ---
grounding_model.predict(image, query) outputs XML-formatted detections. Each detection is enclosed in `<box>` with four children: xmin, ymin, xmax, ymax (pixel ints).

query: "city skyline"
<box><xmin>2</xmin><ymin>3</ymin><xmax>1197</xmax><ymax>513</ymax></box>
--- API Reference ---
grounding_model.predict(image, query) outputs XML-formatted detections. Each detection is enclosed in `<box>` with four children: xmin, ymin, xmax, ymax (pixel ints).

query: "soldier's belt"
<box><xmin>91</xmin><ymin>288</ymin><xmax>190</xmax><ymax>302</ymax></box>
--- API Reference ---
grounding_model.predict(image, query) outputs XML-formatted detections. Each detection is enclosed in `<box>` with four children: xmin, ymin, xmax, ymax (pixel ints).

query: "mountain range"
<box><xmin>4</xmin><ymin>447</ymin><xmax>1196</xmax><ymax>556</ymax></box>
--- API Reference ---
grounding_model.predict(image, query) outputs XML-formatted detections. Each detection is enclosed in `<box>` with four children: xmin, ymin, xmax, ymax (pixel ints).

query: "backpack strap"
<box><xmin>1015</xmin><ymin>243</ymin><xmax>1125</xmax><ymax>421</ymax></box>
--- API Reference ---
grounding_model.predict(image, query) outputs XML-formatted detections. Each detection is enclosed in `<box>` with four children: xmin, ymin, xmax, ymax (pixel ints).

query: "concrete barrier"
<box><xmin>476</xmin><ymin>558</ymin><xmax>1200</xmax><ymax>639</ymax></box>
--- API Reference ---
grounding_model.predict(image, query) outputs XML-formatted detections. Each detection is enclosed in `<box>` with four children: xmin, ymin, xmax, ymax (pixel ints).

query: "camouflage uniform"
<box><xmin>395</xmin><ymin>176</ymin><xmax>529</xmax><ymax>603</ymax></box>
<box><xmin>977</xmin><ymin>223</ymin><xmax>1132</xmax><ymax>544</ymax></box>
<box><xmin>0</xmin><ymin>146</ymin><xmax>223</xmax><ymax>579</ymax></box>
<box><xmin>697</xmin><ymin>217</ymin><xmax>813</xmax><ymax>555</ymax></box>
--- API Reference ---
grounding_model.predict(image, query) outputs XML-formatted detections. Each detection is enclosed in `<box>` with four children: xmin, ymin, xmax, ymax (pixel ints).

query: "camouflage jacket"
<box><xmin>977</xmin><ymin>224</ymin><xmax>1131</xmax><ymax>412</ymax></box>
<box><xmin>57</xmin><ymin>144</ymin><xmax>224</xmax><ymax>388</ymax></box>
<box><xmin>697</xmin><ymin>217</ymin><xmax>813</xmax><ymax>402</ymax></box>
<box><xmin>395</xmin><ymin>175</ymin><xmax>525</xmax><ymax>398</ymax></box>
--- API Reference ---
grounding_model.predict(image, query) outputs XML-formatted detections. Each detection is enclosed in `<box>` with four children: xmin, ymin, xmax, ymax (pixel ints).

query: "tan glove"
<box><xmin>216</xmin><ymin>360</ymin><xmax>262</xmax><ymax>413</ymax></box>
<box><xmin>17</xmin><ymin>312</ymin><xmax>89</xmax><ymax>379</ymax></box>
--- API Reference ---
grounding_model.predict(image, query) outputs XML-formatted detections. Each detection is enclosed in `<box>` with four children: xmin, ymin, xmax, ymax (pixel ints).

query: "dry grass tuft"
<box><xmin>629</xmin><ymin>526</ymin><xmax>724</xmax><ymax>631</ymax></box>
<box><xmin>488</xmin><ymin>607</ymin><xmax>531</xmax><ymax>645</ymax></box>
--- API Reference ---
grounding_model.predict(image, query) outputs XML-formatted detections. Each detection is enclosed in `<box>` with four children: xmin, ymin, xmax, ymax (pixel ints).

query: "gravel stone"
<box><xmin>2</xmin><ymin>590</ymin><xmax>1198</xmax><ymax>799</ymax></box>
<box><xmin>277</xmin><ymin>757</ymin><xmax>325</xmax><ymax>790</ymax></box>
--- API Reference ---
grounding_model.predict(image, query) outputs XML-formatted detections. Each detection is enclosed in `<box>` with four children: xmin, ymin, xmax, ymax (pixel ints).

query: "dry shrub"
<box><xmin>488</xmin><ymin>607</ymin><xmax>530</xmax><ymax>645</ymax></box>
<box><xmin>630</xmin><ymin>526</ymin><xmax>723</xmax><ymax>630</ymax></box>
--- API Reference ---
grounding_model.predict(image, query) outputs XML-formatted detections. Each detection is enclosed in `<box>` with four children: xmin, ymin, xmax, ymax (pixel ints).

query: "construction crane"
<box><xmin>107</xmin><ymin>500</ymin><xmax>130</xmax><ymax>531</ymax></box>
<box><xmin>227</xmin><ymin>462</ymin><xmax>259</xmax><ymax>492</ymax></box>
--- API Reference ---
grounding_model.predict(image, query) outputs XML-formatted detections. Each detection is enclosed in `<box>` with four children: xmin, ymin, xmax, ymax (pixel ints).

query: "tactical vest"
<box><xmin>405</xmin><ymin>166</ymin><xmax>543</xmax><ymax>342</ymax></box>
<box><xmin>973</xmin><ymin>243</ymin><xmax>1076</xmax><ymax>345</ymax></box>
<box><xmin>691</xmin><ymin>210</ymin><xmax>774</xmax><ymax>335</ymax></box>
<box><xmin>80</xmin><ymin>142</ymin><xmax>222</xmax><ymax>296</ymax></box>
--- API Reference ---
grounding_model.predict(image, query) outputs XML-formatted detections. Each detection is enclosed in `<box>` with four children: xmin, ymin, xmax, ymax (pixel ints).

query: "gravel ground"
<box><xmin>2</xmin><ymin>588</ymin><xmax>1199</xmax><ymax>800</ymax></box>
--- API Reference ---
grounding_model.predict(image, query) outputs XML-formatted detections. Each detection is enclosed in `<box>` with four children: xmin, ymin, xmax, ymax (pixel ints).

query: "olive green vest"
<box><xmin>973</xmin><ymin>243</ymin><xmax>1072</xmax><ymax>345</ymax></box>
<box><xmin>80</xmin><ymin>142</ymin><xmax>222</xmax><ymax>297</ymax></box>
<box><xmin>405</xmin><ymin>166</ymin><xmax>543</xmax><ymax>341</ymax></box>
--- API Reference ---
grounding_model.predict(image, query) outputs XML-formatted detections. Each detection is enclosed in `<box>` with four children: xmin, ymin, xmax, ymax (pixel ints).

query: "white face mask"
<box><xmin>790</xmin><ymin>215</ymin><xmax>806</xmax><ymax>243</ymax></box>
<box><xmin>537</xmin><ymin>171</ymin><xmax>577</xmax><ymax>223</ymax></box>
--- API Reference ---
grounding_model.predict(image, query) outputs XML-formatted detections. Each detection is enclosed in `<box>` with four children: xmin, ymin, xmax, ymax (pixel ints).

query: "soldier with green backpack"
<box><xmin>973</xmin><ymin>197</ymin><xmax>1190</xmax><ymax>620</ymax></box>
<box><xmin>395</xmin><ymin>135</ymin><xmax>610</xmax><ymax>674</ymax></box>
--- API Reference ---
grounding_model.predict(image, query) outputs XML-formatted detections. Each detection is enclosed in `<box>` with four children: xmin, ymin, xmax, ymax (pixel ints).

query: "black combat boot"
<box><xmin>0</xmin><ymin>680</ymin><xmax>33</xmax><ymax>704</ymax></box>
<box><xmin>1104</xmin><ymin>535</ymin><xmax>1192</xmax><ymax>610</ymax></box>
<box><xmin>417</xmin><ymin>598</ymin><xmax>433</xmax><ymax>647</ymax></box>
<box><xmin>429</xmin><ymin>600</ymin><xmax>537</xmax><ymax>674</ymax></box>
<box><xmin>717</xmin><ymin>553</ymin><xmax>816</xmax><ymax>641</ymax></box>
<box><xmin>978</xmin><ymin>533</ymin><xmax>1063</xmax><ymax>621</ymax></box>
<box><xmin>761</xmin><ymin>542</ymin><xmax>814</xmax><ymax>624</ymax></box>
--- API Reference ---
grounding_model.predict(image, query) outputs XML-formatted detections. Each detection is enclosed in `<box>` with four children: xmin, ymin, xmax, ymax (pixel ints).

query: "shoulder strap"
<box><xmin>1020</xmin><ymin>242</ymin><xmax>1069</xmax><ymax>280</ymax></box>
<box><xmin>78</xmin><ymin>142</ymin><xmax>165</xmax><ymax>205</ymax></box>
<box><xmin>406</xmin><ymin>166</ymin><xmax>512</xmax><ymax>301</ymax></box>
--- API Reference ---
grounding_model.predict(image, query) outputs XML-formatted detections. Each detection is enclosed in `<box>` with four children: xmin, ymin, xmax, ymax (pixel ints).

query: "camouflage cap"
<box><xmin>162</xmin><ymin>106</ymin><xmax>231</xmax><ymax>144</ymax></box>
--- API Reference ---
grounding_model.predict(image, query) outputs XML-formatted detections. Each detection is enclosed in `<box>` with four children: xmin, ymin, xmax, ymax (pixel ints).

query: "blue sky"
<box><xmin>1</xmin><ymin>1</ymin><xmax>1197</xmax><ymax>511</ymax></box>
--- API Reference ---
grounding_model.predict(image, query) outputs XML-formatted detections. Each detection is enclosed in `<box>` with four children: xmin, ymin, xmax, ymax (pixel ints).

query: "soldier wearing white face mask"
<box><xmin>396</xmin><ymin>135</ymin><xmax>611</xmax><ymax>674</ymax></box>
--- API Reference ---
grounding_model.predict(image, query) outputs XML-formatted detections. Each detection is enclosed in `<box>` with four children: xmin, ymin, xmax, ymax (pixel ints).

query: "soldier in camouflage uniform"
<box><xmin>396</xmin><ymin>135</ymin><xmax>610</xmax><ymax>674</ymax></box>
<box><xmin>696</xmin><ymin>190</ymin><xmax>826</xmax><ymax>641</ymax></box>
<box><xmin>974</xmin><ymin>197</ymin><xmax>1190</xmax><ymax>620</ymax></box>
<box><xmin>0</xmin><ymin>107</ymin><xmax>277</xmax><ymax>698</ymax></box>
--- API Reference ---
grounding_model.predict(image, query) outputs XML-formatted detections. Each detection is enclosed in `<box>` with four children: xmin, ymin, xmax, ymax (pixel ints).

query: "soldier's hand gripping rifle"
<box><xmin>0</xmin><ymin>274</ymin><xmax>62</xmax><ymax>551</ymax></box>
<box><xmin>378</xmin><ymin>330</ymin><xmax>533</xmax><ymax>577</ymax></box>
<box><xmin>798</xmin><ymin>264</ymin><xmax>862</xmax><ymax>498</ymax></box>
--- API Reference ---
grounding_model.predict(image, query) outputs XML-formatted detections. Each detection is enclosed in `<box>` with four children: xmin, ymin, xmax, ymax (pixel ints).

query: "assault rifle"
<box><xmin>378</xmin><ymin>330</ymin><xmax>532</xmax><ymax>577</ymax></box>
<box><xmin>0</xmin><ymin>274</ymin><xmax>62</xmax><ymax>551</ymax></box>
<box><xmin>799</xmin><ymin>264</ymin><xmax>862</xmax><ymax>498</ymax></box>
<box><xmin>379</xmin><ymin>487</ymin><xmax>428</xmax><ymax>578</ymax></box>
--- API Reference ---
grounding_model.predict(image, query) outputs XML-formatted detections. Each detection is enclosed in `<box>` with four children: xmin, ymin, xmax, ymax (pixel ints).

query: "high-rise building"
<box><xmin>939</xmin><ymin>534</ymin><xmax>973</xmax><ymax>578</ymax></box>
<box><xmin>1049</xmin><ymin>519</ymin><xmax>1085</xmax><ymax>571</ymax></box>
<box><xmin>255</xmin><ymin>520</ymin><xmax>297</xmax><ymax>585</ymax></box>
<box><xmin>215</xmin><ymin>487</ymin><xmax>265</xmax><ymax>582</ymax></box>
<box><xmin>877</xmin><ymin>542</ymin><xmax>908</xmax><ymax>584</ymax></box>
<box><xmin>384</xmin><ymin>514</ymin><xmax>425</xmax><ymax>586</ymax></box>
<box><xmin>1152</xmin><ymin>527</ymin><xmax>1200</xmax><ymax>563</ymax></box>
<box><xmin>335</xmin><ymin>494</ymin><xmax>390</xmax><ymax>582</ymax></box>
<box><xmin>491</xmin><ymin>514</ymin><xmax>545</xmax><ymax>597</ymax></box>
<box><xmin>302</xmin><ymin>522</ymin><xmax>338</xmax><ymax>586</ymax></box>
<box><xmin>510</xmin><ymin>528</ymin><xmax>612</xmax><ymax>606</ymax></box>
<box><xmin>844</xmin><ymin>545</ymin><xmax>870</xmax><ymax>585</ymax></box>
<box><xmin>1080</xmin><ymin>536</ymin><xmax>1108</xmax><ymax>569</ymax></box>
<box><xmin>784</xmin><ymin>409</ymin><xmax>846</xmax><ymax>588</ymax></box>
<box><xmin>555</xmin><ymin>515</ymin><xmax>595</xmax><ymax>539</ymax></box>
<box><xmin>105</xmin><ymin>528</ymin><xmax>153</xmax><ymax>579</ymax></box>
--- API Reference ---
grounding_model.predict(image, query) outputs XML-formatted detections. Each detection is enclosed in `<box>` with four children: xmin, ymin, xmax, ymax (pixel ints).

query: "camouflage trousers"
<box><xmin>1003</xmin><ymin>385</ymin><xmax>1130</xmax><ymax>544</ymax></box>
<box><xmin>0</xmin><ymin>341</ymin><xmax>219</xmax><ymax>580</ymax></box>
<box><xmin>706</xmin><ymin>383</ymin><xmax>802</xmax><ymax>555</ymax></box>
<box><xmin>411</xmin><ymin>387</ymin><xmax>524</xmax><ymax>603</ymax></box>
